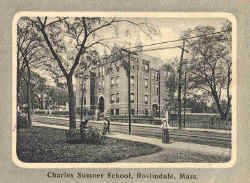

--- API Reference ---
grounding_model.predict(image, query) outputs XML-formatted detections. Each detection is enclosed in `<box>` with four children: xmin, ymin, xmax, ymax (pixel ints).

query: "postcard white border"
<box><xmin>12</xmin><ymin>11</ymin><xmax>237</xmax><ymax>169</ymax></box>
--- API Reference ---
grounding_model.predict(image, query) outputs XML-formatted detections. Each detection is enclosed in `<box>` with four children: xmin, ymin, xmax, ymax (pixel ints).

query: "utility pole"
<box><xmin>158</xmin><ymin>70</ymin><xmax>161</xmax><ymax>118</ymax></box>
<box><xmin>80</xmin><ymin>74</ymin><xmax>84</xmax><ymax>123</ymax></box>
<box><xmin>121</xmin><ymin>48</ymin><xmax>132</xmax><ymax>135</ymax></box>
<box><xmin>177</xmin><ymin>40</ymin><xmax>185</xmax><ymax>129</ymax></box>
<box><xmin>128</xmin><ymin>50</ymin><xmax>131</xmax><ymax>135</ymax></box>
<box><xmin>137</xmin><ymin>61</ymin><xmax>139</xmax><ymax>118</ymax></box>
<box><xmin>183</xmin><ymin>71</ymin><xmax>187</xmax><ymax>128</ymax></box>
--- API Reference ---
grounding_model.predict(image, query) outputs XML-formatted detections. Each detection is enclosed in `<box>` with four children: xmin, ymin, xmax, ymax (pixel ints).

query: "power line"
<box><xmin>80</xmin><ymin>30</ymin><xmax>229</xmax><ymax>71</ymax></box>
<box><xmin>129</xmin><ymin>30</ymin><xmax>228</xmax><ymax>51</ymax></box>
<box><xmin>141</xmin><ymin>45</ymin><xmax>181</xmax><ymax>53</ymax></box>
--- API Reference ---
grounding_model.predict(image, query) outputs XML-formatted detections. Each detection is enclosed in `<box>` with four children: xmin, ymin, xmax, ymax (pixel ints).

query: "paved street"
<box><xmin>32</xmin><ymin>115</ymin><xmax>232</xmax><ymax>148</ymax></box>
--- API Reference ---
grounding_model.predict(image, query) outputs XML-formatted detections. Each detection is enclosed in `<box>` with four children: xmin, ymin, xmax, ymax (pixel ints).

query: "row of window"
<box><xmin>130</xmin><ymin>93</ymin><xmax>148</xmax><ymax>104</ymax></box>
<box><xmin>152</xmin><ymin>72</ymin><xmax>160</xmax><ymax>81</ymax></box>
<box><xmin>110</xmin><ymin>108</ymin><xmax>149</xmax><ymax>116</ymax></box>
<box><xmin>110</xmin><ymin>76</ymin><xmax>159</xmax><ymax>90</ymax></box>
<box><xmin>130</xmin><ymin>76</ymin><xmax>149</xmax><ymax>88</ymax></box>
<box><xmin>100</xmin><ymin>62</ymin><xmax>148</xmax><ymax>75</ymax></box>
<box><xmin>109</xmin><ymin>93</ymin><xmax>149</xmax><ymax>104</ymax></box>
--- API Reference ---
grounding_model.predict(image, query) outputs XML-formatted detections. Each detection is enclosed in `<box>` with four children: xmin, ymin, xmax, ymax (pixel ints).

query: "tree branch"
<box><xmin>69</xmin><ymin>18</ymin><xmax>88</xmax><ymax>76</ymax></box>
<box><xmin>37</xmin><ymin>17</ymin><xmax>68</xmax><ymax>77</ymax></box>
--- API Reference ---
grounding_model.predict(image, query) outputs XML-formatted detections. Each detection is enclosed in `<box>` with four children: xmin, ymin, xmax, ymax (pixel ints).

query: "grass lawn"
<box><xmin>17</xmin><ymin>126</ymin><xmax>162</xmax><ymax>163</ymax></box>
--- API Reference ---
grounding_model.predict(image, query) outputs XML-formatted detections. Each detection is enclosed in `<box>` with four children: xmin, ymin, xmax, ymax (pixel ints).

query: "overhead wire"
<box><xmin>76</xmin><ymin>30</ymin><xmax>229</xmax><ymax>76</ymax></box>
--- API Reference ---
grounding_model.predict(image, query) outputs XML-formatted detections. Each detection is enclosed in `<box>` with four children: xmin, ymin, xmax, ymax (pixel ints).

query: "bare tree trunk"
<box><xmin>224</xmin><ymin>64</ymin><xmax>232</xmax><ymax>120</ymax></box>
<box><xmin>211</xmin><ymin>90</ymin><xmax>226</xmax><ymax>120</ymax></box>
<box><xmin>17</xmin><ymin>71</ymin><xmax>22</xmax><ymax>105</ymax></box>
<box><xmin>26</xmin><ymin>65</ymin><xmax>32</xmax><ymax>127</ymax></box>
<box><xmin>80</xmin><ymin>76</ymin><xmax>84</xmax><ymax>123</ymax></box>
<box><xmin>17</xmin><ymin>59</ymin><xmax>25</xmax><ymax>106</ymax></box>
<box><xmin>66</xmin><ymin>75</ymin><xmax>76</xmax><ymax>129</ymax></box>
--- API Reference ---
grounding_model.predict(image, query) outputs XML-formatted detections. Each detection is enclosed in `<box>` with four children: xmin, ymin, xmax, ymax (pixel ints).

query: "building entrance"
<box><xmin>98</xmin><ymin>96</ymin><xmax>105</xmax><ymax>113</ymax></box>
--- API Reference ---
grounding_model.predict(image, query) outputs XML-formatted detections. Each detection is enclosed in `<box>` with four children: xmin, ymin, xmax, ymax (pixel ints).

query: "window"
<box><xmin>156</xmin><ymin>73</ymin><xmax>159</xmax><ymax>81</ymax></box>
<box><xmin>116</xmin><ymin>93</ymin><xmax>120</xmax><ymax>103</ymax></box>
<box><xmin>131</xmin><ymin>75</ymin><xmax>135</xmax><ymax>86</ymax></box>
<box><xmin>102</xmin><ymin>67</ymin><xmax>105</xmax><ymax>76</ymax></box>
<box><xmin>115</xmin><ymin>76</ymin><xmax>119</xmax><ymax>86</ymax></box>
<box><xmin>144</xmin><ymin>64</ymin><xmax>149</xmax><ymax>72</ymax></box>
<box><xmin>111</xmin><ymin>77</ymin><xmax>115</xmax><ymax>87</ymax></box>
<box><xmin>98</xmin><ymin>80</ymin><xmax>103</xmax><ymax>89</ymax></box>
<box><xmin>156</xmin><ymin>87</ymin><xmax>159</xmax><ymax>96</ymax></box>
<box><xmin>110</xmin><ymin>94</ymin><xmax>115</xmax><ymax>103</ymax></box>
<box><xmin>130</xmin><ymin>93</ymin><xmax>135</xmax><ymax>103</ymax></box>
<box><xmin>145</xmin><ymin>79</ymin><xmax>148</xmax><ymax>88</ymax></box>
<box><xmin>115</xmin><ymin>108</ymin><xmax>120</xmax><ymax>116</ymax></box>
<box><xmin>145</xmin><ymin>109</ymin><xmax>149</xmax><ymax>116</ymax></box>
<box><xmin>132</xmin><ymin>64</ymin><xmax>135</xmax><ymax>70</ymax></box>
<box><xmin>144</xmin><ymin>95</ymin><xmax>148</xmax><ymax>104</ymax></box>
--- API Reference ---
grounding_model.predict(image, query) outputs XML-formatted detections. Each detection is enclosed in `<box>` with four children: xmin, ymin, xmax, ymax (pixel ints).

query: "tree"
<box><xmin>184</xmin><ymin>95</ymin><xmax>209</xmax><ymax>113</ymax></box>
<box><xmin>29</xmin><ymin>16</ymin><xmax>158</xmax><ymax>130</ymax></box>
<box><xmin>17</xmin><ymin>17</ymin><xmax>46</xmax><ymax>126</ymax></box>
<box><xmin>163</xmin><ymin>61</ymin><xmax>178</xmax><ymax>113</ymax></box>
<box><xmin>183</xmin><ymin>22</ymin><xmax>232</xmax><ymax>120</ymax></box>
<box><xmin>19</xmin><ymin>71</ymin><xmax>47</xmax><ymax>109</ymax></box>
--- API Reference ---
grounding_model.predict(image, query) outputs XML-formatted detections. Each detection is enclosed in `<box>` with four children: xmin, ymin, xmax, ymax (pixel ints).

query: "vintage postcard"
<box><xmin>12</xmin><ymin>12</ymin><xmax>236</xmax><ymax>170</ymax></box>
<box><xmin>0</xmin><ymin>5</ymin><xmax>248</xmax><ymax>183</ymax></box>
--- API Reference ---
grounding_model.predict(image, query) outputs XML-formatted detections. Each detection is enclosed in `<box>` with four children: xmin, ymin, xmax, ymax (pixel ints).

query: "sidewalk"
<box><xmin>38</xmin><ymin>115</ymin><xmax>231</xmax><ymax>134</ymax></box>
<box><xmin>106</xmin><ymin>133</ymin><xmax>231</xmax><ymax>162</ymax></box>
<box><xmin>33</xmin><ymin>121</ymin><xmax>231</xmax><ymax>163</ymax></box>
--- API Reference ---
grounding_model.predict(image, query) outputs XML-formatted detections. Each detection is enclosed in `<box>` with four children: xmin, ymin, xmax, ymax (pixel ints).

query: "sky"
<box><xmin>98</xmin><ymin>17</ymin><xmax>227</xmax><ymax>62</ymax></box>
<box><xmin>36</xmin><ymin>17</ymin><xmax>228</xmax><ymax>86</ymax></box>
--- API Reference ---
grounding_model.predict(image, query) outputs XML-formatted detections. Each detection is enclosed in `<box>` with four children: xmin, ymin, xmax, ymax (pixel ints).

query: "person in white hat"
<box><xmin>160</xmin><ymin>110</ymin><xmax>170</xmax><ymax>143</ymax></box>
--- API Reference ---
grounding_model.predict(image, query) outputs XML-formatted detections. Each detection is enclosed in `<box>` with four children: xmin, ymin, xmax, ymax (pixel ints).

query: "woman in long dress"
<box><xmin>161</xmin><ymin>111</ymin><xmax>170</xmax><ymax>143</ymax></box>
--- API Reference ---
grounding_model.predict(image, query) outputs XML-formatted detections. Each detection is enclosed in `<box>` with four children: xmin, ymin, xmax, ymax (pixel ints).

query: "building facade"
<box><xmin>75</xmin><ymin>48</ymin><xmax>168</xmax><ymax>118</ymax></box>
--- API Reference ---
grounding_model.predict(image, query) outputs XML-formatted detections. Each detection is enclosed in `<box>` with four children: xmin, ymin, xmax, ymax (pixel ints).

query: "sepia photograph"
<box><xmin>12</xmin><ymin>12</ymin><xmax>235</xmax><ymax>168</ymax></box>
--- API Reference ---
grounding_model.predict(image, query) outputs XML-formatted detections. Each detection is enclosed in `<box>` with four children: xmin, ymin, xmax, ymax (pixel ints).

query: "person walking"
<box><xmin>104</xmin><ymin>111</ymin><xmax>111</xmax><ymax>134</ymax></box>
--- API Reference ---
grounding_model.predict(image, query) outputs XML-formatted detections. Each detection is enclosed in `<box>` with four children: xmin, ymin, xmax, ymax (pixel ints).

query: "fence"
<box><xmin>110</xmin><ymin>113</ymin><xmax>232</xmax><ymax>130</ymax></box>
<box><xmin>168</xmin><ymin>113</ymin><xmax>231</xmax><ymax>130</ymax></box>
<box><xmin>33</xmin><ymin>109</ymin><xmax>231</xmax><ymax>130</ymax></box>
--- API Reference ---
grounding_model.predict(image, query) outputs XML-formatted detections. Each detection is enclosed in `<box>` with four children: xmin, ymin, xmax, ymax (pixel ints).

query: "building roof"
<box><xmin>141</xmin><ymin>54</ymin><xmax>164</xmax><ymax>70</ymax></box>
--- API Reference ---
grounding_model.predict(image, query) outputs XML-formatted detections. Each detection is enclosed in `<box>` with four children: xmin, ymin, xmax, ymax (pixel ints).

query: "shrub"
<box><xmin>80</xmin><ymin>127</ymin><xmax>104</xmax><ymax>144</ymax></box>
<box><xmin>65</xmin><ymin>129</ymin><xmax>81</xmax><ymax>143</ymax></box>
